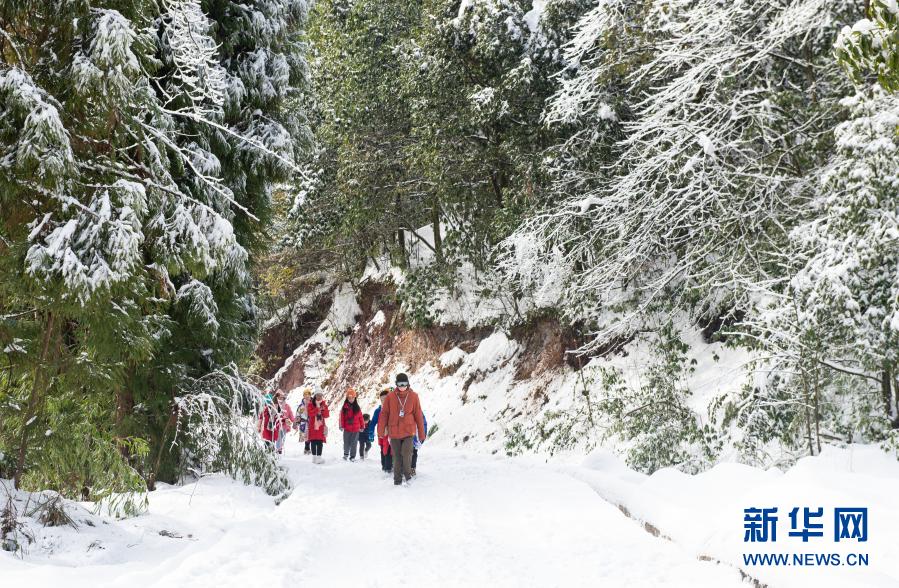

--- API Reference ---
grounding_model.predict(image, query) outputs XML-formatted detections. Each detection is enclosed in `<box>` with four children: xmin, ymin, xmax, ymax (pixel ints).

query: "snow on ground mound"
<box><xmin>367</xmin><ymin>309</ymin><xmax>386</xmax><ymax>331</ymax></box>
<box><xmin>466</xmin><ymin>331</ymin><xmax>518</xmax><ymax>374</ymax></box>
<box><xmin>438</xmin><ymin>346</ymin><xmax>466</xmax><ymax>368</ymax></box>
<box><xmin>571</xmin><ymin>445</ymin><xmax>899</xmax><ymax>588</ymax></box>
<box><xmin>0</xmin><ymin>476</ymin><xmax>271</xmax><ymax>569</ymax></box>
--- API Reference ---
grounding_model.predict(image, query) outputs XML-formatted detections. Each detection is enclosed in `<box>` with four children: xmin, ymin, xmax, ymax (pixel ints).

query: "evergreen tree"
<box><xmin>0</xmin><ymin>0</ymin><xmax>309</xmax><ymax>497</ymax></box>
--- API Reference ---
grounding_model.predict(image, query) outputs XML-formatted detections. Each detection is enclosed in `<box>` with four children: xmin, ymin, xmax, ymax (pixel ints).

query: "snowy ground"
<box><xmin>2</xmin><ymin>442</ymin><xmax>896</xmax><ymax>587</ymax></box>
<box><xmin>1</xmin><ymin>444</ymin><xmax>743</xmax><ymax>587</ymax></box>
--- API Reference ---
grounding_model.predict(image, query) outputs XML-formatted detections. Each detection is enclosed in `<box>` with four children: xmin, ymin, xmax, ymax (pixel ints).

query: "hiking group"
<box><xmin>257</xmin><ymin>372</ymin><xmax>428</xmax><ymax>485</ymax></box>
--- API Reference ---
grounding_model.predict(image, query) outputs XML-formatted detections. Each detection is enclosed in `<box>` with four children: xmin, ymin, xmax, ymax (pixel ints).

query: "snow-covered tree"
<box><xmin>789</xmin><ymin>87</ymin><xmax>899</xmax><ymax>422</ymax></box>
<box><xmin>502</xmin><ymin>0</ymin><xmax>857</xmax><ymax>345</ymax></box>
<box><xmin>0</xmin><ymin>0</ymin><xmax>310</xmax><ymax>494</ymax></box>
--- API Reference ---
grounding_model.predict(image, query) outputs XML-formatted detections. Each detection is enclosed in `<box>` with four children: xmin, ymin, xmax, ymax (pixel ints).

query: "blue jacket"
<box><xmin>413</xmin><ymin>414</ymin><xmax>428</xmax><ymax>449</ymax></box>
<box><xmin>369</xmin><ymin>407</ymin><xmax>380</xmax><ymax>442</ymax></box>
<box><xmin>360</xmin><ymin>420</ymin><xmax>373</xmax><ymax>442</ymax></box>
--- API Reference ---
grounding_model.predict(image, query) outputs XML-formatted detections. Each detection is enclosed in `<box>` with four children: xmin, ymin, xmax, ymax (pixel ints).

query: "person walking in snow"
<box><xmin>339</xmin><ymin>387</ymin><xmax>365</xmax><ymax>461</ymax></box>
<box><xmin>296</xmin><ymin>387</ymin><xmax>312</xmax><ymax>454</ymax></box>
<box><xmin>411</xmin><ymin>413</ymin><xmax>428</xmax><ymax>476</ymax></box>
<box><xmin>371</xmin><ymin>389</ymin><xmax>392</xmax><ymax>473</ymax></box>
<box><xmin>358</xmin><ymin>413</ymin><xmax>372</xmax><ymax>460</ymax></box>
<box><xmin>257</xmin><ymin>392</ymin><xmax>281</xmax><ymax>452</ymax></box>
<box><xmin>307</xmin><ymin>391</ymin><xmax>330</xmax><ymax>464</ymax></box>
<box><xmin>377</xmin><ymin>373</ymin><xmax>426</xmax><ymax>485</ymax></box>
<box><xmin>275</xmin><ymin>390</ymin><xmax>294</xmax><ymax>454</ymax></box>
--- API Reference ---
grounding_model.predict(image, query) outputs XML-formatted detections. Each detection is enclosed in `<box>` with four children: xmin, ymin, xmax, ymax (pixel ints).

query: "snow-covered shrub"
<box><xmin>174</xmin><ymin>367</ymin><xmax>292</xmax><ymax>500</ymax></box>
<box><xmin>598</xmin><ymin>325</ymin><xmax>720</xmax><ymax>474</ymax></box>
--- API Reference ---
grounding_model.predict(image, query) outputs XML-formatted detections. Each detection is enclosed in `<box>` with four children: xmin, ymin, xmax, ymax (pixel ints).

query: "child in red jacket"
<box><xmin>339</xmin><ymin>388</ymin><xmax>365</xmax><ymax>461</ymax></box>
<box><xmin>307</xmin><ymin>392</ymin><xmax>329</xmax><ymax>464</ymax></box>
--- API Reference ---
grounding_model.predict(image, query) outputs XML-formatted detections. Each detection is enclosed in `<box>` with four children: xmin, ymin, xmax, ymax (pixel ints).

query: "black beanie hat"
<box><xmin>395</xmin><ymin>372</ymin><xmax>409</xmax><ymax>386</ymax></box>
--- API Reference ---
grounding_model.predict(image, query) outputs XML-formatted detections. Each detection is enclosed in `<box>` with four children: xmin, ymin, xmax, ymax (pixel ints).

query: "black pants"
<box><xmin>380</xmin><ymin>444</ymin><xmax>393</xmax><ymax>472</ymax></box>
<box><xmin>359</xmin><ymin>438</ymin><xmax>372</xmax><ymax>458</ymax></box>
<box><xmin>304</xmin><ymin>441</ymin><xmax>310</xmax><ymax>452</ymax></box>
<box><xmin>411</xmin><ymin>448</ymin><xmax>418</xmax><ymax>470</ymax></box>
<box><xmin>310</xmin><ymin>440</ymin><xmax>323</xmax><ymax>456</ymax></box>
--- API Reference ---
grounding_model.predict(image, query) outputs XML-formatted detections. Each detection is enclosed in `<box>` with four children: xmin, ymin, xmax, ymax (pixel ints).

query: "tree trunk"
<box><xmin>801</xmin><ymin>370</ymin><xmax>815</xmax><ymax>456</ymax></box>
<box><xmin>395</xmin><ymin>195</ymin><xmax>406</xmax><ymax>267</ymax></box>
<box><xmin>893</xmin><ymin>373</ymin><xmax>899</xmax><ymax>420</ymax></box>
<box><xmin>490</xmin><ymin>170</ymin><xmax>504</xmax><ymax>208</ymax></box>
<box><xmin>14</xmin><ymin>312</ymin><xmax>55</xmax><ymax>489</ymax></box>
<box><xmin>115</xmin><ymin>383</ymin><xmax>135</xmax><ymax>459</ymax></box>
<box><xmin>812</xmin><ymin>367</ymin><xmax>822</xmax><ymax>455</ymax></box>
<box><xmin>148</xmin><ymin>403</ymin><xmax>179</xmax><ymax>492</ymax></box>
<box><xmin>431</xmin><ymin>199</ymin><xmax>443</xmax><ymax>264</ymax></box>
<box><xmin>881</xmin><ymin>369</ymin><xmax>892</xmax><ymax>420</ymax></box>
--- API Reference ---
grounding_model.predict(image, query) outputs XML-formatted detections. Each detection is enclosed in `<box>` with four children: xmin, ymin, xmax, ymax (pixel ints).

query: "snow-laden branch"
<box><xmin>501</xmin><ymin>0</ymin><xmax>852</xmax><ymax>349</ymax></box>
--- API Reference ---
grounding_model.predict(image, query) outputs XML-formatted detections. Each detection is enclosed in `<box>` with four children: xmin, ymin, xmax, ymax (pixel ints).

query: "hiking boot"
<box><xmin>349</xmin><ymin>457</ymin><xmax>355</xmax><ymax>462</ymax></box>
<box><xmin>394</xmin><ymin>480</ymin><xmax>402</xmax><ymax>486</ymax></box>
<box><xmin>411</xmin><ymin>469</ymin><xmax>416</xmax><ymax>476</ymax></box>
<box><xmin>343</xmin><ymin>455</ymin><xmax>348</xmax><ymax>461</ymax></box>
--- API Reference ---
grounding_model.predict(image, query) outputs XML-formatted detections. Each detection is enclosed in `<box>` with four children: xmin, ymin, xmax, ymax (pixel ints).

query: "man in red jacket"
<box><xmin>377</xmin><ymin>373</ymin><xmax>426</xmax><ymax>485</ymax></box>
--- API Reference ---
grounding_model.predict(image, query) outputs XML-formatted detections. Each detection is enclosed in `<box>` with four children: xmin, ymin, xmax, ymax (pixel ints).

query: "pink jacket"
<box><xmin>280</xmin><ymin>403</ymin><xmax>295</xmax><ymax>431</ymax></box>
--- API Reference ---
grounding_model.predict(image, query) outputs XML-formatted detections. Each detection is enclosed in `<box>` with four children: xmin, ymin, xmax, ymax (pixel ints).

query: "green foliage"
<box><xmin>288</xmin><ymin>0</ymin><xmax>591</xmax><ymax>295</ymax></box>
<box><xmin>174</xmin><ymin>368</ymin><xmax>292</xmax><ymax>499</ymax></box>
<box><xmin>504</xmin><ymin>422</ymin><xmax>534</xmax><ymax>456</ymax></box>
<box><xmin>0</xmin><ymin>0</ymin><xmax>309</xmax><ymax>503</ymax></box>
<box><xmin>398</xmin><ymin>265</ymin><xmax>456</xmax><ymax>327</ymax></box>
<box><xmin>597</xmin><ymin>325</ymin><xmax>719</xmax><ymax>474</ymax></box>
<box><xmin>835</xmin><ymin>1</ymin><xmax>899</xmax><ymax>91</ymax></box>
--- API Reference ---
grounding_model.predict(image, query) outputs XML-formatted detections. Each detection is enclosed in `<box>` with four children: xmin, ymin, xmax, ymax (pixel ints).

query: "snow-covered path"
<box><xmin>2</xmin><ymin>446</ymin><xmax>745</xmax><ymax>587</ymax></box>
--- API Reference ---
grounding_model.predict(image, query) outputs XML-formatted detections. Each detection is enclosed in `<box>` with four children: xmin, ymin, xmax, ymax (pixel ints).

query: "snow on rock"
<box><xmin>325</xmin><ymin>282</ymin><xmax>361</xmax><ymax>333</ymax></box>
<box><xmin>270</xmin><ymin>296</ymin><xmax>754</xmax><ymax>463</ymax></box>
<box><xmin>466</xmin><ymin>331</ymin><xmax>518</xmax><ymax>374</ymax></box>
<box><xmin>439</xmin><ymin>346</ymin><xmax>467</xmax><ymax>368</ymax></box>
<box><xmin>367</xmin><ymin>310</ymin><xmax>386</xmax><ymax>331</ymax></box>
